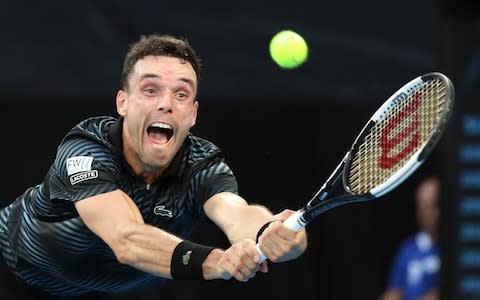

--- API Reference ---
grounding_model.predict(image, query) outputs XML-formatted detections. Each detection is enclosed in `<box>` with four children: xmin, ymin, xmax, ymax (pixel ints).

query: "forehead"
<box><xmin>131</xmin><ymin>55</ymin><xmax>197</xmax><ymax>83</ymax></box>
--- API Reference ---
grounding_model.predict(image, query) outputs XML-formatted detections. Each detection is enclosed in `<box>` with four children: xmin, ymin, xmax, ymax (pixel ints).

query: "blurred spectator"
<box><xmin>379</xmin><ymin>176</ymin><xmax>441</xmax><ymax>300</ymax></box>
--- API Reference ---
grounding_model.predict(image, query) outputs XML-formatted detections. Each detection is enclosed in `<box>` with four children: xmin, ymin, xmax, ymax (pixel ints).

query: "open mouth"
<box><xmin>147</xmin><ymin>122</ymin><xmax>174</xmax><ymax>144</ymax></box>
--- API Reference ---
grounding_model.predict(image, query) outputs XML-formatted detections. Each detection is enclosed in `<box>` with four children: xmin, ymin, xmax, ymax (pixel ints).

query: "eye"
<box><xmin>144</xmin><ymin>87</ymin><xmax>157</xmax><ymax>96</ymax></box>
<box><xmin>175</xmin><ymin>91</ymin><xmax>189</xmax><ymax>100</ymax></box>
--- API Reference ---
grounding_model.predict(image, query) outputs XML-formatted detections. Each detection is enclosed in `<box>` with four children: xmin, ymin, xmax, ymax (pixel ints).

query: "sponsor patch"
<box><xmin>66</xmin><ymin>156</ymin><xmax>94</xmax><ymax>175</ymax></box>
<box><xmin>69</xmin><ymin>170</ymin><xmax>98</xmax><ymax>185</ymax></box>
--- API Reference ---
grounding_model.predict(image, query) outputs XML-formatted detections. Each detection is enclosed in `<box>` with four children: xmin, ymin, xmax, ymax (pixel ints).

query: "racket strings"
<box><xmin>348</xmin><ymin>78</ymin><xmax>448</xmax><ymax>194</ymax></box>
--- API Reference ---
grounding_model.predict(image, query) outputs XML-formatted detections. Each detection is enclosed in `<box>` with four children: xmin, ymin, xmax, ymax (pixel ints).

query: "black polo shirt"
<box><xmin>0</xmin><ymin>116</ymin><xmax>237</xmax><ymax>296</ymax></box>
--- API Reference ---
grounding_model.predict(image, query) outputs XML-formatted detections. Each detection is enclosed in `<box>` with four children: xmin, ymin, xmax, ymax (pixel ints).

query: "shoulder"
<box><xmin>66</xmin><ymin>116</ymin><xmax>118</xmax><ymax>144</ymax></box>
<box><xmin>58</xmin><ymin>116</ymin><xmax>119</xmax><ymax>153</ymax></box>
<box><xmin>187</xmin><ymin>134</ymin><xmax>222</xmax><ymax>164</ymax></box>
<box><xmin>395</xmin><ymin>235</ymin><xmax>419</xmax><ymax>258</ymax></box>
<box><xmin>54</xmin><ymin>116</ymin><xmax>122</xmax><ymax>171</ymax></box>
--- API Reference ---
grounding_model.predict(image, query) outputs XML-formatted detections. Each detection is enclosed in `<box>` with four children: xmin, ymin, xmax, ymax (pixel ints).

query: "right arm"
<box><xmin>75</xmin><ymin>189</ymin><xmax>236</xmax><ymax>280</ymax></box>
<box><xmin>75</xmin><ymin>189</ymin><xmax>259</xmax><ymax>281</ymax></box>
<box><xmin>75</xmin><ymin>189</ymin><xmax>182</xmax><ymax>278</ymax></box>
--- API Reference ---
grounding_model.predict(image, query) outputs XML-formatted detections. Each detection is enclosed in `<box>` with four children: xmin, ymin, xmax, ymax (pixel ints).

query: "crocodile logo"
<box><xmin>153</xmin><ymin>205</ymin><xmax>173</xmax><ymax>217</ymax></box>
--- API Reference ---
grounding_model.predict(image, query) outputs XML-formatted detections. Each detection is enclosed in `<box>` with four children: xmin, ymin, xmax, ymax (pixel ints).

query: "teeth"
<box><xmin>150</xmin><ymin>122</ymin><xmax>172</xmax><ymax>130</ymax></box>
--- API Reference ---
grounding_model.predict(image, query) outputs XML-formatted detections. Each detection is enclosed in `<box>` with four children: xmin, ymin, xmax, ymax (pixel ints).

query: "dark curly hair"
<box><xmin>120</xmin><ymin>34</ymin><xmax>202</xmax><ymax>91</ymax></box>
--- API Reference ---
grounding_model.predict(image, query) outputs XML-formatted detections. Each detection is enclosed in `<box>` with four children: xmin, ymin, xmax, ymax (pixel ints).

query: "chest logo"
<box><xmin>153</xmin><ymin>205</ymin><xmax>173</xmax><ymax>218</ymax></box>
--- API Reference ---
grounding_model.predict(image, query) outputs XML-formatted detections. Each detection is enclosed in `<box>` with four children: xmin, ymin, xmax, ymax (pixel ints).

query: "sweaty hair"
<box><xmin>120</xmin><ymin>34</ymin><xmax>202</xmax><ymax>91</ymax></box>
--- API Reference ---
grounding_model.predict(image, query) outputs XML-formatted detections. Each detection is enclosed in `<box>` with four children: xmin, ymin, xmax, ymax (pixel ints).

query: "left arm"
<box><xmin>203</xmin><ymin>192</ymin><xmax>272</xmax><ymax>243</ymax></box>
<box><xmin>203</xmin><ymin>192</ymin><xmax>308</xmax><ymax>262</ymax></box>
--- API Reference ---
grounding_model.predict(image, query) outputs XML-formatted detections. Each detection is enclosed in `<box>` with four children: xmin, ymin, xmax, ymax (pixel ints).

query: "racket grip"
<box><xmin>256</xmin><ymin>244</ymin><xmax>268</xmax><ymax>263</ymax></box>
<box><xmin>282</xmin><ymin>210</ymin><xmax>306</xmax><ymax>232</ymax></box>
<box><xmin>255</xmin><ymin>210</ymin><xmax>306</xmax><ymax>263</ymax></box>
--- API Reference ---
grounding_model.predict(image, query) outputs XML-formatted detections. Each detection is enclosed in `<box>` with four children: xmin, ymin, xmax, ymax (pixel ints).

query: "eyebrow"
<box><xmin>139</xmin><ymin>73</ymin><xmax>196</xmax><ymax>89</ymax></box>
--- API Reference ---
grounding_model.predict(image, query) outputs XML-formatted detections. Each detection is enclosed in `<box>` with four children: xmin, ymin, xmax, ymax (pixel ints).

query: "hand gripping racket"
<box><xmin>256</xmin><ymin>72</ymin><xmax>454</xmax><ymax>262</ymax></box>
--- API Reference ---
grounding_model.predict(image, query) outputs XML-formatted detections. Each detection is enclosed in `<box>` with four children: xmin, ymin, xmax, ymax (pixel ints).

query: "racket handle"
<box><xmin>256</xmin><ymin>245</ymin><xmax>268</xmax><ymax>263</ymax></box>
<box><xmin>283</xmin><ymin>210</ymin><xmax>307</xmax><ymax>231</ymax></box>
<box><xmin>255</xmin><ymin>210</ymin><xmax>306</xmax><ymax>263</ymax></box>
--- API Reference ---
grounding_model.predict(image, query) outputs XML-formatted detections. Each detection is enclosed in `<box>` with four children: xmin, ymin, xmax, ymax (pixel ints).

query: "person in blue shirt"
<box><xmin>379</xmin><ymin>176</ymin><xmax>441</xmax><ymax>300</ymax></box>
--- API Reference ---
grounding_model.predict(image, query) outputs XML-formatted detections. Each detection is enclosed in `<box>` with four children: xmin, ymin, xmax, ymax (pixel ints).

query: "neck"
<box><xmin>126</xmin><ymin>153</ymin><xmax>166</xmax><ymax>184</ymax></box>
<box><xmin>122</xmin><ymin>140</ymin><xmax>167</xmax><ymax>184</ymax></box>
<box><xmin>425</xmin><ymin>229</ymin><xmax>437</xmax><ymax>243</ymax></box>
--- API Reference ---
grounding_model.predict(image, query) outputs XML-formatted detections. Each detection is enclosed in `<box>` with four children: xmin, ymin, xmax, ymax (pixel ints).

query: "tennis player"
<box><xmin>0</xmin><ymin>33</ymin><xmax>307</xmax><ymax>298</ymax></box>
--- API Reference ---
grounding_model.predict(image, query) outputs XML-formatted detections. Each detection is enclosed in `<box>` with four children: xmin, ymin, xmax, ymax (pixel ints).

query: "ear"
<box><xmin>191</xmin><ymin>100</ymin><xmax>199</xmax><ymax>127</ymax></box>
<box><xmin>116</xmin><ymin>90</ymin><xmax>127</xmax><ymax>116</ymax></box>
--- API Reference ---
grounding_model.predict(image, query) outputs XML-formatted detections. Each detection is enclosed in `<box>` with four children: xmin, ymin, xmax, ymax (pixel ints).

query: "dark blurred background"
<box><xmin>1</xmin><ymin>0</ymin><xmax>480</xmax><ymax>299</ymax></box>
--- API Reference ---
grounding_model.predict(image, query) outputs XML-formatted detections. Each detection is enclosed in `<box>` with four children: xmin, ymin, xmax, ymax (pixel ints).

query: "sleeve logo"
<box><xmin>66</xmin><ymin>156</ymin><xmax>94</xmax><ymax>175</ymax></box>
<box><xmin>70</xmin><ymin>170</ymin><xmax>98</xmax><ymax>185</ymax></box>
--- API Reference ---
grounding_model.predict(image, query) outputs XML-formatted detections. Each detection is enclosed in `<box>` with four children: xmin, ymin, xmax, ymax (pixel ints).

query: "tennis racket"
<box><xmin>256</xmin><ymin>72</ymin><xmax>454</xmax><ymax>262</ymax></box>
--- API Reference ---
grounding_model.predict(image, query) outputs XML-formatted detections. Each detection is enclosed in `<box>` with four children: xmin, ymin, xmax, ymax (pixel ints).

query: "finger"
<box><xmin>260</xmin><ymin>229</ymin><xmax>297</xmax><ymax>262</ymax></box>
<box><xmin>268</xmin><ymin>221</ymin><xmax>297</xmax><ymax>241</ymax></box>
<box><xmin>223</xmin><ymin>246</ymin><xmax>258</xmax><ymax>282</ymax></box>
<box><xmin>258</xmin><ymin>236</ymin><xmax>282</xmax><ymax>262</ymax></box>
<box><xmin>259</xmin><ymin>261</ymin><xmax>269</xmax><ymax>273</ymax></box>
<box><xmin>243</xmin><ymin>241</ymin><xmax>262</xmax><ymax>264</ymax></box>
<box><xmin>248</xmin><ymin>265</ymin><xmax>260</xmax><ymax>278</ymax></box>
<box><xmin>231</xmin><ymin>241</ymin><xmax>259</xmax><ymax>269</ymax></box>
<box><xmin>218</xmin><ymin>250</ymin><xmax>243</xmax><ymax>279</ymax></box>
<box><xmin>236</xmin><ymin>264</ymin><xmax>257</xmax><ymax>281</ymax></box>
<box><xmin>217</xmin><ymin>266</ymin><xmax>233</xmax><ymax>280</ymax></box>
<box><xmin>237</xmin><ymin>252</ymin><xmax>261</xmax><ymax>279</ymax></box>
<box><xmin>216</xmin><ymin>258</ymin><xmax>234</xmax><ymax>280</ymax></box>
<box><xmin>231</xmin><ymin>259</ymin><xmax>258</xmax><ymax>282</ymax></box>
<box><xmin>273</xmin><ymin>209</ymin><xmax>295</xmax><ymax>221</ymax></box>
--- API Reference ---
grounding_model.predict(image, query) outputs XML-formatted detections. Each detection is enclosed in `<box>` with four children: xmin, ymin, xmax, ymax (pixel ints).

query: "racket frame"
<box><xmin>256</xmin><ymin>72</ymin><xmax>454</xmax><ymax>262</ymax></box>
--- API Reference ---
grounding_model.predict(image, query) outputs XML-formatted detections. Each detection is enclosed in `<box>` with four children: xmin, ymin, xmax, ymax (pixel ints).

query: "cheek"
<box><xmin>128</xmin><ymin>100</ymin><xmax>151</xmax><ymax>117</ymax></box>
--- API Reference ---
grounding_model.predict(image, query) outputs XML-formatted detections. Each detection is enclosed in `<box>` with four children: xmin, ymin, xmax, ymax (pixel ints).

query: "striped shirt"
<box><xmin>0</xmin><ymin>116</ymin><xmax>238</xmax><ymax>296</ymax></box>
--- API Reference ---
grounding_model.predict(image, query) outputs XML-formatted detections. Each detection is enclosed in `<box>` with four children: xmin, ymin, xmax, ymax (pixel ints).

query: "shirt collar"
<box><xmin>415</xmin><ymin>231</ymin><xmax>433</xmax><ymax>252</ymax></box>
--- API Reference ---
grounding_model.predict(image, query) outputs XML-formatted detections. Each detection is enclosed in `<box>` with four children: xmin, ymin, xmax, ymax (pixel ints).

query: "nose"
<box><xmin>157</xmin><ymin>93</ymin><xmax>173</xmax><ymax>113</ymax></box>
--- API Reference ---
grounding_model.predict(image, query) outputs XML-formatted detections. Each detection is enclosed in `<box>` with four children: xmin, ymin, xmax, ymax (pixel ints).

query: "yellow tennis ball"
<box><xmin>269</xmin><ymin>30</ymin><xmax>308</xmax><ymax>69</ymax></box>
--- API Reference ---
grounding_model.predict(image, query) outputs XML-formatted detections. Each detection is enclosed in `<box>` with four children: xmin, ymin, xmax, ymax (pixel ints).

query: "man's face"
<box><xmin>116</xmin><ymin>55</ymin><xmax>198</xmax><ymax>174</ymax></box>
<box><xmin>416</xmin><ymin>178</ymin><xmax>440</xmax><ymax>235</ymax></box>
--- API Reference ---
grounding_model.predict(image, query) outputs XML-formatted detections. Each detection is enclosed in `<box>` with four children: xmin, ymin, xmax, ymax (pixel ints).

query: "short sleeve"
<box><xmin>192</xmin><ymin>160</ymin><xmax>238</xmax><ymax>211</ymax></box>
<box><xmin>47</xmin><ymin>137</ymin><xmax>120</xmax><ymax>202</ymax></box>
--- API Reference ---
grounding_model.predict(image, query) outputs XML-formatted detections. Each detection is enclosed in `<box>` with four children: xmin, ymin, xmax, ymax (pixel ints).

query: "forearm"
<box><xmin>113</xmin><ymin>222</ymin><xmax>182</xmax><ymax>278</ymax></box>
<box><xmin>204</xmin><ymin>192</ymin><xmax>308</xmax><ymax>265</ymax></box>
<box><xmin>221</xmin><ymin>204</ymin><xmax>273</xmax><ymax>244</ymax></box>
<box><xmin>76</xmin><ymin>190</ymin><xmax>224</xmax><ymax>280</ymax></box>
<box><xmin>204</xmin><ymin>192</ymin><xmax>274</xmax><ymax>244</ymax></box>
<box><xmin>114</xmin><ymin>222</ymin><xmax>227</xmax><ymax>280</ymax></box>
